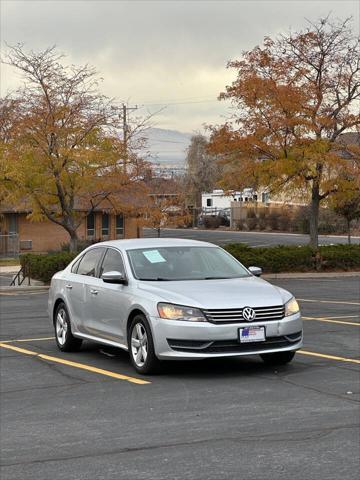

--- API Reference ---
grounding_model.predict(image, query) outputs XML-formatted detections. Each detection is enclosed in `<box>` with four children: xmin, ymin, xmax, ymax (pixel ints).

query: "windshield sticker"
<box><xmin>143</xmin><ymin>250</ymin><xmax>167</xmax><ymax>264</ymax></box>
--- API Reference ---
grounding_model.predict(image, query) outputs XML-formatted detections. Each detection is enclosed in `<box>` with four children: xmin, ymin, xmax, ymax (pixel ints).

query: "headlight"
<box><xmin>157</xmin><ymin>303</ymin><xmax>207</xmax><ymax>322</ymax></box>
<box><xmin>285</xmin><ymin>297</ymin><xmax>300</xmax><ymax>316</ymax></box>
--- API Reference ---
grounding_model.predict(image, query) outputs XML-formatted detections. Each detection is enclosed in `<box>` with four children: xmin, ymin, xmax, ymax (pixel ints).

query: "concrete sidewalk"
<box><xmin>0</xmin><ymin>265</ymin><xmax>20</xmax><ymax>274</ymax></box>
<box><xmin>0</xmin><ymin>265</ymin><xmax>45</xmax><ymax>290</ymax></box>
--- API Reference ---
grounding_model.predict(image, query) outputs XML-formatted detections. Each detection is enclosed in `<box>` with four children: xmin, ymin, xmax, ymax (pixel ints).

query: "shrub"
<box><xmin>20</xmin><ymin>252</ymin><xmax>77</xmax><ymax>283</ymax></box>
<box><xmin>203</xmin><ymin>216</ymin><xmax>222</xmax><ymax>229</ymax></box>
<box><xmin>319</xmin><ymin>244</ymin><xmax>360</xmax><ymax>270</ymax></box>
<box><xmin>258</xmin><ymin>211</ymin><xmax>267</xmax><ymax>231</ymax></box>
<box><xmin>278</xmin><ymin>210</ymin><xmax>293</xmax><ymax>231</ymax></box>
<box><xmin>268</xmin><ymin>211</ymin><xmax>280</xmax><ymax>230</ymax></box>
<box><xmin>20</xmin><ymin>244</ymin><xmax>360</xmax><ymax>283</ymax></box>
<box><xmin>235</xmin><ymin>220</ymin><xmax>244</xmax><ymax>230</ymax></box>
<box><xmin>224</xmin><ymin>243</ymin><xmax>360</xmax><ymax>273</ymax></box>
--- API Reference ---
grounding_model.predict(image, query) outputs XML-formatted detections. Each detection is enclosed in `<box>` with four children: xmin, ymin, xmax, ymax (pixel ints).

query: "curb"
<box><xmin>263</xmin><ymin>271</ymin><xmax>360</xmax><ymax>279</ymax></box>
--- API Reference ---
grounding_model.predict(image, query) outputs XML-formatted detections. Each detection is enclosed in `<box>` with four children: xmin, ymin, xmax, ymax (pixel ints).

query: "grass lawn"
<box><xmin>0</xmin><ymin>258</ymin><xmax>20</xmax><ymax>267</ymax></box>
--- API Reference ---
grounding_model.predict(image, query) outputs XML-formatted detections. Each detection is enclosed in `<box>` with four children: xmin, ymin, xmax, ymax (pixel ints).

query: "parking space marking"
<box><xmin>299</xmin><ymin>350</ymin><xmax>360</xmax><ymax>364</ymax></box>
<box><xmin>298</xmin><ymin>298</ymin><xmax>360</xmax><ymax>306</ymax></box>
<box><xmin>0</xmin><ymin>337</ymin><xmax>55</xmax><ymax>343</ymax></box>
<box><xmin>0</xmin><ymin>342</ymin><xmax>150</xmax><ymax>385</ymax></box>
<box><xmin>302</xmin><ymin>316</ymin><xmax>360</xmax><ymax>327</ymax></box>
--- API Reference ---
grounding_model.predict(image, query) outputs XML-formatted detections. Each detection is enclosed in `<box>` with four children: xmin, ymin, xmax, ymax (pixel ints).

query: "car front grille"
<box><xmin>167</xmin><ymin>331</ymin><xmax>302</xmax><ymax>354</ymax></box>
<box><xmin>202</xmin><ymin>305</ymin><xmax>285</xmax><ymax>324</ymax></box>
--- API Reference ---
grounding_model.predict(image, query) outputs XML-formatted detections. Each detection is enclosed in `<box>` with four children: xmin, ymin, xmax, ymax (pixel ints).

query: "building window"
<box><xmin>116</xmin><ymin>214</ymin><xmax>124</xmax><ymax>238</ymax></box>
<box><xmin>102</xmin><ymin>213</ymin><xmax>109</xmax><ymax>237</ymax></box>
<box><xmin>206</xmin><ymin>198</ymin><xmax>212</xmax><ymax>207</ymax></box>
<box><xmin>8</xmin><ymin>214</ymin><xmax>18</xmax><ymax>234</ymax></box>
<box><xmin>87</xmin><ymin>213</ymin><xmax>95</xmax><ymax>238</ymax></box>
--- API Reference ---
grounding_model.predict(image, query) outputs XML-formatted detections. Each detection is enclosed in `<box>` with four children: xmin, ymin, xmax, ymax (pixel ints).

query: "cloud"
<box><xmin>1</xmin><ymin>0</ymin><xmax>359</xmax><ymax>131</ymax></box>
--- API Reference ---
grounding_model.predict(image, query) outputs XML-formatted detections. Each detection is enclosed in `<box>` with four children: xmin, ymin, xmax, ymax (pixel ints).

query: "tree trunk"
<box><xmin>69</xmin><ymin>230</ymin><xmax>79</xmax><ymax>253</ymax></box>
<box><xmin>309</xmin><ymin>185</ymin><xmax>320</xmax><ymax>249</ymax></box>
<box><xmin>347</xmin><ymin>219</ymin><xmax>351</xmax><ymax>244</ymax></box>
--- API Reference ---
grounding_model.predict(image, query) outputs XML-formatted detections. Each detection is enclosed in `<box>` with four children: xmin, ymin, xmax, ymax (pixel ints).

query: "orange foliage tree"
<box><xmin>0</xmin><ymin>45</ymin><xmax>150</xmax><ymax>251</ymax></box>
<box><xmin>209</xmin><ymin>17</ymin><xmax>360</xmax><ymax>247</ymax></box>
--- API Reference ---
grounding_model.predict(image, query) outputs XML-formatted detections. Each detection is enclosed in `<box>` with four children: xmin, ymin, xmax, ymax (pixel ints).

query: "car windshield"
<box><xmin>126</xmin><ymin>246</ymin><xmax>250</xmax><ymax>281</ymax></box>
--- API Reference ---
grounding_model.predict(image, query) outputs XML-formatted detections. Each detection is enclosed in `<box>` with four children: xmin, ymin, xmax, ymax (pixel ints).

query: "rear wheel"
<box><xmin>128</xmin><ymin>314</ymin><xmax>161</xmax><ymax>374</ymax></box>
<box><xmin>54</xmin><ymin>302</ymin><xmax>82</xmax><ymax>352</ymax></box>
<box><xmin>260</xmin><ymin>350</ymin><xmax>295</xmax><ymax>365</ymax></box>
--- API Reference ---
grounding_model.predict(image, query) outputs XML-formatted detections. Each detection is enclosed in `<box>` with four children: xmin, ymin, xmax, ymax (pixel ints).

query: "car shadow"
<box><xmin>80</xmin><ymin>341</ymin><xmax>306</xmax><ymax>380</ymax></box>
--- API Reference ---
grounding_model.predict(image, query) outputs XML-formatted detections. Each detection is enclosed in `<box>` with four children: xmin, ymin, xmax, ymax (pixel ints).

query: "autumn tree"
<box><xmin>330</xmin><ymin>161</ymin><xmax>360</xmax><ymax>244</ymax></box>
<box><xmin>144</xmin><ymin>178</ymin><xmax>190</xmax><ymax>237</ymax></box>
<box><xmin>209</xmin><ymin>17</ymin><xmax>360</xmax><ymax>248</ymax></box>
<box><xmin>333</xmin><ymin>194</ymin><xmax>360</xmax><ymax>243</ymax></box>
<box><xmin>185</xmin><ymin>134</ymin><xmax>220</xmax><ymax>209</ymax></box>
<box><xmin>0</xmin><ymin>45</ymin><xmax>150</xmax><ymax>251</ymax></box>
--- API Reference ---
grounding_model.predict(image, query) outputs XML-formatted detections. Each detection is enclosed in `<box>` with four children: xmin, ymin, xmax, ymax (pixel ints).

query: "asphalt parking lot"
<box><xmin>144</xmin><ymin>227</ymin><xmax>360</xmax><ymax>247</ymax></box>
<box><xmin>0</xmin><ymin>277</ymin><xmax>359</xmax><ymax>480</ymax></box>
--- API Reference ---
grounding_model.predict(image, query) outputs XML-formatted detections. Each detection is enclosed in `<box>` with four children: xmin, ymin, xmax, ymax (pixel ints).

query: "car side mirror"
<box><xmin>248</xmin><ymin>266</ymin><xmax>262</xmax><ymax>277</ymax></box>
<box><xmin>102</xmin><ymin>271</ymin><xmax>128</xmax><ymax>285</ymax></box>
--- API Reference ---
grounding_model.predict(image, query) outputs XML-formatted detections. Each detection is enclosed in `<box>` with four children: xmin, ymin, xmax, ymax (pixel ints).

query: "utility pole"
<box><xmin>122</xmin><ymin>103</ymin><xmax>138</xmax><ymax>173</ymax></box>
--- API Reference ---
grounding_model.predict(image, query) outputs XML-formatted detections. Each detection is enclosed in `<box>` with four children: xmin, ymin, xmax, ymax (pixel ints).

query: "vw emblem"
<box><xmin>242</xmin><ymin>307</ymin><xmax>256</xmax><ymax>322</ymax></box>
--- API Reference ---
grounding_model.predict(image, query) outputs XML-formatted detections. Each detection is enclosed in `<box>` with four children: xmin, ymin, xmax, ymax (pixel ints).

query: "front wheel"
<box><xmin>128</xmin><ymin>315</ymin><xmax>161</xmax><ymax>374</ymax></box>
<box><xmin>260</xmin><ymin>350</ymin><xmax>295</xmax><ymax>365</ymax></box>
<box><xmin>54</xmin><ymin>302</ymin><xmax>82</xmax><ymax>352</ymax></box>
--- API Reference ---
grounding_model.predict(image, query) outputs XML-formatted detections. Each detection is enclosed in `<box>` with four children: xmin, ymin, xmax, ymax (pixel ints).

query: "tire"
<box><xmin>260</xmin><ymin>350</ymin><xmax>295</xmax><ymax>365</ymax></box>
<box><xmin>128</xmin><ymin>314</ymin><xmax>161</xmax><ymax>374</ymax></box>
<box><xmin>54</xmin><ymin>302</ymin><xmax>83</xmax><ymax>352</ymax></box>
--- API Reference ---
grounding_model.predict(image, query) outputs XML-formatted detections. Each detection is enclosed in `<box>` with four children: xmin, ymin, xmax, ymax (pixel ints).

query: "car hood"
<box><xmin>137</xmin><ymin>276</ymin><xmax>292</xmax><ymax>309</ymax></box>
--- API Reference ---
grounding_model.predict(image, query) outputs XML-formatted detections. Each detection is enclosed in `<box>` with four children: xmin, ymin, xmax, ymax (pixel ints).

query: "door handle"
<box><xmin>90</xmin><ymin>289</ymin><xmax>98</xmax><ymax>295</ymax></box>
<box><xmin>65</xmin><ymin>284</ymin><xmax>72</xmax><ymax>290</ymax></box>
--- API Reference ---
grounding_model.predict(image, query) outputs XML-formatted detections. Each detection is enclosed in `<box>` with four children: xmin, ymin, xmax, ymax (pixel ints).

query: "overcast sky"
<box><xmin>1</xmin><ymin>0</ymin><xmax>359</xmax><ymax>133</ymax></box>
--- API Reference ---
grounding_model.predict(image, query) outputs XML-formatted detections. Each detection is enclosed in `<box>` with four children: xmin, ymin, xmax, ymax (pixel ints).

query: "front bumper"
<box><xmin>149</xmin><ymin>313</ymin><xmax>303</xmax><ymax>360</ymax></box>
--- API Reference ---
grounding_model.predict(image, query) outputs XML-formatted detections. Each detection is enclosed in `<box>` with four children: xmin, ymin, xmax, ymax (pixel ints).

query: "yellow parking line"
<box><xmin>299</xmin><ymin>350</ymin><xmax>360</xmax><ymax>365</ymax></box>
<box><xmin>0</xmin><ymin>342</ymin><xmax>150</xmax><ymax>385</ymax></box>
<box><xmin>302</xmin><ymin>317</ymin><xmax>360</xmax><ymax>327</ymax></box>
<box><xmin>0</xmin><ymin>343</ymin><xmax>38</xmax><ymax>356</ymax></box>
<box><xmin>298</xmin><ymin>298</ymin><xmax>360</xmax><ymax>306</ymax></box>
<box><xmin>0</xmin><ymin>337</ymin><xmax>55</xmax><ymax>343</ymax></box>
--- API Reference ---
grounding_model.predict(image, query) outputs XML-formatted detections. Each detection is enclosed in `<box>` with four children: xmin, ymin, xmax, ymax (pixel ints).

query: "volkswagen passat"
<box><xmin>48</xmin><ymin>238</ymin><xmax>303</xmax><ymax>374</ymax></box>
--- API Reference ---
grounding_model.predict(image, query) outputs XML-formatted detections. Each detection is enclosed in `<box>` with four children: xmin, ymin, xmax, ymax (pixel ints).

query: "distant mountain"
<box><xmin>144</xmin><ymin>128</ymin><xmax>192</xmax><ymax>166</ymax></box>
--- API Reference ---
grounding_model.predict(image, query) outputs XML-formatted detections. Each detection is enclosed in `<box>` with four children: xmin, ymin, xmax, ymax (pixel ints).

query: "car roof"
<box><xmin>91</xmin><ymin>237</ymin><xmax>216</xmax><ymax>250</ymax></box>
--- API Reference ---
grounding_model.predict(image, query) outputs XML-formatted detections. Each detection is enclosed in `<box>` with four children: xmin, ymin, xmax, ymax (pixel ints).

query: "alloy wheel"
<box><xmin>131</xmin><ymin>323</ymin><xmax>148</xmax><ymax>367</ymax></box>
<box><xmin>56</xmin><ymin>308</ymin><xmax>68</xmax><ymax>346</ymax></box>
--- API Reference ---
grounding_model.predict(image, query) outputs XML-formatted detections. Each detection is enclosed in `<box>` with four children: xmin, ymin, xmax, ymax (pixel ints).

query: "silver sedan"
<box><xmin>48</xmin><ymin>238</ymin><xmax>303</xmax><ymax>374</ymax></box>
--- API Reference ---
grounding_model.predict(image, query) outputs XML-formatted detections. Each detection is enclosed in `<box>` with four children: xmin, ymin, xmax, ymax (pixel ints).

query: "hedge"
<box><xmin>20</xmin><ymin>252</ymin><xmax>77</xmax><ymax>284</ymax></box>
<box><xmin>224</xmin><ymin>244</ymin><xmax>360</xmax><ymax>273</ymax></box>
<box><xmin>21</xmin><ymin>244</ymin><xmax>360</xmax><ymax>283</ymax></box>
